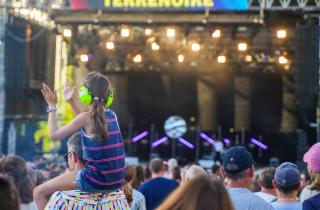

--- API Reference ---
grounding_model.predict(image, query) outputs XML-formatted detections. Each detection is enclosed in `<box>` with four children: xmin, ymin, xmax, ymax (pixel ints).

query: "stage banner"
<box><xmin>71</xmin><ymin>0</ymin><xmax>248</xmax><ymax>11</ymax></box>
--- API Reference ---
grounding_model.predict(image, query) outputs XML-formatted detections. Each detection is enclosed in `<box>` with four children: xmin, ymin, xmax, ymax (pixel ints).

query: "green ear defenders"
<box><xmin>79</xmin><ymin>86</ymin><xmax>113</xmax><ymax>107</ymax></box>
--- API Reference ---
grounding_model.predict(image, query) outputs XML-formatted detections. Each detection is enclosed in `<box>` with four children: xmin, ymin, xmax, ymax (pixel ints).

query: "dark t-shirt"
<box><xmin>138</xmin><ymin>177</ymin><xmax>179</xmax><ymax>210</ymax></box>
<box><xmin>303</xmin><ymin>193</ymin><xmax>320</xmax><ymax>210</ymax></box>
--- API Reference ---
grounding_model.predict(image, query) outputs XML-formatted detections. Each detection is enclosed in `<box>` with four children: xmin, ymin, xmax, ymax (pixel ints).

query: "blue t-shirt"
<box><xmin>138</xmin><ymin>177</ymin><xmax>179</xmax><ymax>210</ymax></box>
<box><xmin>303</xmin><ymin>194</ymin><xmax>320</xmax><ymax>210</ymax></box>
<box><xmin>228</xmin><ymin>188</ymin><xmax>275</xmax><ymax>210</ymax></box>
<box><xmin>271</xmin><ymin>202</ymin><xmax>302</xmax><ymax>210</ymax></box>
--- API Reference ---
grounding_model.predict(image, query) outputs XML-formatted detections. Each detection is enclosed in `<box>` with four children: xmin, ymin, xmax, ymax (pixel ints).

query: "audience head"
<box><xmin>273</xmin><ymin>162</ymin><xmax>300</xmax><ymax>195</ymax></box>
<box><xmin>303</xmin><ymin>142</ymin><xmax>320</xmax><ymax>191</ymax></box>
<box><xmin>258</xmin><ymin>167</ymin><xmax>276</xmax><ymax>190</ymax></box>
<box><xmin>0</xmin><ymin>155</ymin><xmax>35</xmax><ymax>204</ymax></box>
<box><xmin>251</xmin><ymin>169</ymin><xmax>261</xmax><ymax>192</ymax></box>
<box><xmin>0</xmin><ymin>174</ymin><xmax>20</xmax><ymax>210</ymax></box>
<box><xmin>66</xmin><ymin>132</ymin><xmax>84</xmax><ymax>171</ymax></box>
<box><xmin>211</xmin><ymin>164</ymin><xmax>221</xmax><ymax>177</ymax></box>
<box><xmin>222</xmin><ymin>146</ymin><xmax>254</xmax><ymax>187</ymax></box>
<box><xmin>172</xmin><ymin>166</ymin><xmax>181</xmax><ymax>183</ymax></box>
<box><xmin>185</xmin><ymin>165</ymin><xmax>206</xmax><ymax>182</ymax></box>
<box><xmin>300</xmin><ymin>170</ymin><xmax>311</xmax><ymax>189</ymax></box>
<box><xmin>157</xmin><ymin>175</ymin><xmax>234</xmax><ymax>210</ymax></box>
<box><xmin>150</xmin><ymin>158</ymin><xmax>165</xmax><ymax>176</ymax></box>
<box><xmin>132</xmin><ymin>165</ymin><xmax>145</xmax><ymax>189</ymax></box>
<box><xmin>125</xmin><ymin>165</ymin><xmax>136</xmax><ymax>184</ymax></box>
<box><xmin>168</xmin><ymin>158</ymin><xmax>178</xmax><ymax>171</ymax></box>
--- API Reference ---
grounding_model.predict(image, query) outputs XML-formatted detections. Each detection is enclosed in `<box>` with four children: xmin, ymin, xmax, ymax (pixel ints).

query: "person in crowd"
<box><xmin>144</xmin><ymin>164</ymin><xmax>152</xmax><ymax>181</ymax></box>
<box><xmin>300</xmin><ymin>142</ymin><xmax>320</xmax><ymax>202</ymax></box>
<box><xmin>0</xmin><ymin>155</ymin><xmax>37</xmax><ymax>210</ymax></box>
<box><xmin>255</xmin><ymin>167</ymin><xmax>277</xmax><ymax>203</ymax></box>
<box><xmin>222</xmin><ymin>146</ymin><xmax>274</xmax><ymax>210</ymax></box>
<box><xmin>132</xmin><ymin>165</ymin><xmax>145</xmax><ymax>189</ymax></box>
<box><xmin>252</xmin><ymin>169</ymin><xmax>262</xmax><ymax>192</ymax></box>
<box><xmin>0</xmin><ymin>173</ymin><xmax>20</xmax><ymax>210</ymax></box>
<box><xmin>164</xmin><ymin>158</ymin><xmax>178</xmax><ymax>179</ymax></box>
<box><xmin>271</xmin><ymin>162</ymin><xmax>302</xmax><ymax>210</ymax></box>
<box><xmin>34</xmin><ymin>72</ymin><xmax>126</xmax><ymax>209</ymax></box>
<box><xmin>157</xmin><ymin>175</ymin><xmax>234</xmax><ymax>210</ymax></box>
<box><xmin>138</xmin><ymin>158</ymin><xmax>179</xmax><ymax>210</ymax></box>
<box><xmin>302</xmin><ymin>193</ymin><xmax>320</xmax><ymax>210</ymax></box>
<box><xmin>184</xmin><ymin>165</ymin><xmax>207</xmax><ymax>182</ymax></box>
<box><xmin>125</xmin><ymin>165</ymin><xmax>146</xmax><ymax>210</ymax></box>
<box><xmin>46</xmin><ymin>132</ymin><xmax>129</xmax><ymax>209</ymax></box>
<box><xmin>172</xmin><ymin>166</ymin><xmax>182</xmax><ymax>183</ymax></box>
<box><xmin>300</xmin><ymin>171</ymin><xmax>311</xmax><ymax>194</ymax></box>
<box><xmin>211</xmin><ymin>164</ymin><xmax>222</xmax><ymax>178</ymax></box>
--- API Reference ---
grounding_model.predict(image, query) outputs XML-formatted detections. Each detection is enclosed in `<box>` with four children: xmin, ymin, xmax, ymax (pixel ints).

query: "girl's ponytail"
<box><xmin>91</xmin><ymin>99</ymin><xmax>107</xmax><ymax>138</ymax></box>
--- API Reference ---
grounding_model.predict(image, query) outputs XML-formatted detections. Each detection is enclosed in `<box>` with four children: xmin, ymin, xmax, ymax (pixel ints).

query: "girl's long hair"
<box><xmin>157</xmin><ymin>175</ymin><xmax>234</xmax><ymax>210</ymax></box>
<box><xmin>84</xmin><ymin>72</ymin><xmax>111</xmax><ymax>138</ymax></box>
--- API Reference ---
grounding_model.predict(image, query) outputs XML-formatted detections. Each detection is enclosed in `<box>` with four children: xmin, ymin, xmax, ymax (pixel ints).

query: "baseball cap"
<box><xmin>303</xmin><ymin>143</ymin><xmax>320</xmax><ymax>173</ymax></box>
<box><xmin>222</xmin><ymin>146</ymin><xmax>254</xmax><ymax>174</ymax></box>
<box><xmin>274</xmin><ymin>162</ymin><xmax>300</xmax><ymax>187</ymax></box>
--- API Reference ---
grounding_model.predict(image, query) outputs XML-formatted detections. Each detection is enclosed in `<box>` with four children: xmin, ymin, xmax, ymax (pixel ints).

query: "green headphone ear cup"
<box><xmin>79</xmin><ymin>86</ymin><xmax>93</xmax><ymax>105</ymax></box>
<box><xmin>105</xmin><ymin>90</ymin><xmax>113</xmax><ymax>107</ymax></box>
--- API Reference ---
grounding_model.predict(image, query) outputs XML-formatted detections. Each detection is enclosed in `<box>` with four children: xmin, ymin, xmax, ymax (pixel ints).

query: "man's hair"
<box><xmin>185</xmin><ymin>165</ymin><xmax>207</xmax><ymax>181</ymax></box>
<box><xmin>150</xmin><ymin>158</ymin><xmax>164</xmax><ymax>174</ymax></box>
<box><xmin>67</xmin><ymin>132</ymin><xmax>83</xmax><ymax>162</ymax></box>
<box><xmin>225</xmin><ymin>169</ymin><xmax>250</xmax><ymax>181</ymax></box>
<box><xmin>259</xmin><ymin>167</ymin><xmax>276</xmax><ymax>189</ymax></box>
<box><xmin>274</xmin><ymin>182</ymin><xmax>300</xmax><ymax>194</ymax></box>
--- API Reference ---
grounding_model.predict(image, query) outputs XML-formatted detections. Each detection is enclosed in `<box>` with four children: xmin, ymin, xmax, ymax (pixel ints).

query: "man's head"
<box><xmin>258</xmin><ymin>167</ymin><xmax>276</xmax><ymax>190</ymax></box>
<box><xmin>185</xmin><ymin>165</ymin><xmax>207</xmax><ymax>182</ymax></box>
<box><xmin>273</xmin><ymin>162</ymin><xmax>300</xmax><ymax>196</ymax></box>
<box><xmin>222</xmin><ymin>146</ymin><xmax>254</xmax><ymax>188</ymax></box>
<box><xmin>66</xmin><ymin>132</ymin><xmax>84</xmax><ymax>171</ymax></box>
<box><xmin>149</xmin><ymin>158</ymin><xmax>165</xmax><ymax>177</ymax></box>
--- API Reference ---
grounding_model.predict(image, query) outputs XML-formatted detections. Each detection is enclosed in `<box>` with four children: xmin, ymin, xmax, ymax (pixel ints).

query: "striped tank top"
<box><xmin>80</xmin><ymin>109</ymin><xmax>125</xmax><ymax>191</ymax></box>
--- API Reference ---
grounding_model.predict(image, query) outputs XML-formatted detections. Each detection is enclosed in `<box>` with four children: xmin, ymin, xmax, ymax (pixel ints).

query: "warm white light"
<box><xmin>121</xmin><ymin>28</ymin><xmax>130</xmax><ymax>37</ymax></box>
<box><xmin>245</xmin><ymin>55</ymin><xmax>252</xmax><ymax>62</ymax></box>
<box><xmin>151</xmin><ymin>42</ymin><xmax>160</xmax><ymax>51</ymax></box>
<box><xmin>212</xmin><ymin>29</ymin><xmax>221</xmax><ymax>38</ymax></box>
<box><xmin>191</xmin><ymin>43</ymin><xmax>200</xmax><ymax>52</ymax></box>
<box><xmin>277</xmin><ymin>30</ymin><xmax>287</xmax><ymax>39</ymax></box>
<box><xmin>145</xmin><ymin>28</ymin><xmax>152</xmax><ymax>36</ymax></box>
<box><xmin>178</xmin><ymin>54</ymin><xmax>184</xmax><ymax>63</ymax></box>
<box><xmin>217</xmin><ymin>55</ymin><xmax>226</xmax><ymax>63</ymax></box>
<box><xmin>278</xmin><ymin>56</ymin><xmax>288</xmax><ymax>64</ymax></box>
<box><xmin>167</xmin><ymin>28</ymin><xmax>175</xmax><ymax>38</ymax></box>
<box><xmin>238</xmin><ymin>43</ymin><xmax>247</xmax><ymax>51</ymax></box>
<box><xmin>63</xmin><ymin>29</ymin><xmax>72</xmax><ymax>38</ymax></box>
<box><xmin>80</xmin><ymin>54</ymin><xmax>89</xmax><ymax>62</ymax></box>
<box><xmin>133</xmin><ymin>54</ymin><xmax>142</xmax><ymax>63</ymax></box>
<box><xmin>106</xmin><ymin>42</ymin><xmax>115</xmax><ymax>50</ymax></box>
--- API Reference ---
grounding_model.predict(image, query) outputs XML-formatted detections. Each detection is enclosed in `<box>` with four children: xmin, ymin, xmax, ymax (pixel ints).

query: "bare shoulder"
<box><xmin>75</xmin><ymin>112</ymin><xmax>91</xmax><ymax>125</ymax></box>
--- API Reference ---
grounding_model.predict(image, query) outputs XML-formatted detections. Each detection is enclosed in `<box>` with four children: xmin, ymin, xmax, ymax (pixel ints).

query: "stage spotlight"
<box><xmin>80</xmin><ymin>54</ymin><xmax>89</xmax><ymax>62</ymax></box>
<box><xmin>145</xmin><ymin>28</ymin><xmax>152</xmax><ymax>36</ymax></box>
<box><xmin>106</xmin><ymin>41</ymin><xmax>115</xmax><ymax>50</ymax></box>
<box><xmin>63</xmin><ymin>29</ymin><xmax>72</xmax><ymax>38</ymax></box>
<box><xmin>238</xmin><ymin>43</ymin><xmax>247</xmax><ymax>51</ymax></box>
<box><xmin>121</xmin><ymin>28</ymin><xmax>130</xmax><ymax>37</ymax></box>
<box><xmin>167</xmin><ymin>28</ymin><xmax>175</xmax><ymax>38</ymax></box>
<box><xmin>212</xmin><ymin>29</ymin><xmax>221</xmax><ymax>38</ymax></box>
<box><xmin>217</xmin><ymin>55</ymin><xmax>226</xmax><ymax>63</ymax></box>
<box><xmin>245</xmin><ymin>55</ymin><xmax>252</xmax><ymax>62</ymax></box>
<box><xmin>191</xmin><ymin>43</ymin><xmax>200</xmax><ymax>52</ymax></box>
<box><xmin>133</xmin><ymin>54</ymin><xmax>142</xmax><ymax>63</ymax></box>
<box><xmin>178</xmin><ymin>54</ymin><xmax>184</xmax><ymax>63</ymax></box>
<box><xmin>278</xmin><ymin>56</ymin><xmax>288</xmax><ymax>64</ymax></box>
<box><xmin>277</xmin><ymin>29</ymin><xmax>287</xmax><ymax>39</ymax></box>
<box><xmin>151</xmin><ymin>42</ymin><xmax>160</xmax><ymax>51</ymax></box>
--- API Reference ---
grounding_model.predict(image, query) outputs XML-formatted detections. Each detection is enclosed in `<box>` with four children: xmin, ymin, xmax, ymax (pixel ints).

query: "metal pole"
<box><xmin>0</xmin><ymin>7</ymin><xmax>6</xmax><ymax>154</ymax></box>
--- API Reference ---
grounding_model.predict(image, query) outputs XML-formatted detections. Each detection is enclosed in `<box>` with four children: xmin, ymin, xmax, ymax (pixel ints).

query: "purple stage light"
<box><xmin>200</xmin><ymin>132</ymin><xmax>216</xmax><ymax>145</ymax></box>
<box><xmin>151</xmin><ymin>137</ymin><xmax>169</xmax><ymax>148</ymax></box>
<box><xmin>177</xmin><ymin>137</ymin><xmax>195</xmax><ymax>149</ymax></box>
<box><xmin>132</xmin><ymin>131</ymin><xmax>149</xmax><ymax>142</ymax></box>
<box><xmin>250</xmin><ymin>138</ymin><xmax>268</xmax><ymax>150</ymax></box>
<box><xmin>223</xmin><ymin>138</ymin><xmax>231</xmax><ymax>144</ymax></box>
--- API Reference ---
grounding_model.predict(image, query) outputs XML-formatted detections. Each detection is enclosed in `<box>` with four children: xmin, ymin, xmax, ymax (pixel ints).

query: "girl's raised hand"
<box><xmin>63</xmin><ymin>79</ymin><xmax>75</xmax><ymax>102</ymax></box>
<box><xmin>41</xmin><ymin>83</ymin><xmax>58</xmax><ymax>106</ymax></box>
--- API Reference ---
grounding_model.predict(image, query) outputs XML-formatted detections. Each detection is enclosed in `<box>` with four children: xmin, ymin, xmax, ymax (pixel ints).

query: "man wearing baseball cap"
<box><xmin>222</xmin><ymin>146</ymin><xmax>274</xmax><ymax>210</ymax></box>
<box><xmin>271</xmin><ymin>162</ymin><xmax>302</xmax><ymax>210</ymax></box>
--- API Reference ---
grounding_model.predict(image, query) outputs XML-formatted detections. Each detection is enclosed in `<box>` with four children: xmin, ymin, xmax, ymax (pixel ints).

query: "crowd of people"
<box><xmin>0</xmin><ymin>141</ymin><xmax>320</xmax><ymax>210</ymax></box>
<box><xmin>1</xmin><ymin>72</ymin><xmax>320</xmax><ymax>210</ymax></box>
